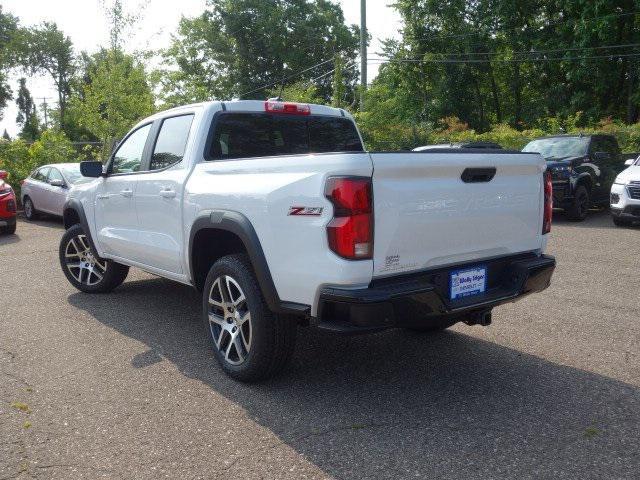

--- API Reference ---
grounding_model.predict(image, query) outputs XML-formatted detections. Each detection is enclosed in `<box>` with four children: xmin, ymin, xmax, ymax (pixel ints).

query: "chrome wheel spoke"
<box><xmin>207</xmin><ymin>274</ymin><xmax>253</xmax><ymax>366</ymax></box>
<box><xmin>65</xmin><ymin>233</ymin><xmax>107</xmax><ymax>287</ymax></box>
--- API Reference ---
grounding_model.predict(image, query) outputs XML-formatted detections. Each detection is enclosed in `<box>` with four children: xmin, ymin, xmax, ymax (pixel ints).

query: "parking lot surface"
<box><xmin>1</xmin><ymin>211</ymin><xmax>639</xmax><ymax>479</ymax></box>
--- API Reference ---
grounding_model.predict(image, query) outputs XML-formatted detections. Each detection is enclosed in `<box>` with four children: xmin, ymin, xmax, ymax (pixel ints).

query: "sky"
<box><xmin>0</xmin><ymin>0</ymin><xmax>402</xmax><ymax>137</ymax></box>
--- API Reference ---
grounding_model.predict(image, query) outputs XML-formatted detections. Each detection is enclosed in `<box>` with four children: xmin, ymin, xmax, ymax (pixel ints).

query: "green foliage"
<box><xmin>20</xmin><ymin>22</ymin><xmax>75</xmax><ymax>132</ymax></box>
<box><xmin>15</xmin><ymin>78</ymin><xmax>40</xmax><ymax>141</ymax></box>
<box><xmin>159</xmin><ymin>0</ymin><xmax>360</xmax><ymax>106</ymax></box>
<box><xmin>0</xmin><ymin>129</ymin><xmax>79</xmax><ymax>199</ymax></box>
<box><xmin>376</xmin><ymin>0</ymin><xmax>640</xmax><ymax>131</ymax></box>
<box><xmin>267</xmin><ymin>81</ymin><xmax>322</xmax><ymax>103</ymax></box>
<box><xmin>357</xmin><ymin>113</ymin><xmax>640</xmax><ymax>153</ymax></box>
<box><xmin>69</xmin><ymin>49</ymin><xmax>155</xmax><ymax>153</ymax></box>
<box><xmin>0</xmin><ymin>6</ymin><xmax>21</xmax><ymax>120</ymax></box>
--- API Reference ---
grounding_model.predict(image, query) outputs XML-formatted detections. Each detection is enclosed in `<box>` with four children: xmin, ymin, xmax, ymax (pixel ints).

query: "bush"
<box><xmin>357</xmin><ymin>114</ymin><xmax>640</xmax><ymax>154</ymax></box>
<box><xmin>0</xmin><ymin>129</ymin><xmax>79</xmax><ymax>201</ymax></box>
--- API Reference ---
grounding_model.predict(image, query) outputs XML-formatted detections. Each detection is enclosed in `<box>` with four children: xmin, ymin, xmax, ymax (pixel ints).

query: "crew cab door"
<box><xmin>94</xmin><ymin>123</ymin><xmax>152</xmax><ymax>260</ymax></box>
<box><xmin>132</xmin><ymin>113</ymin><xmax>195</xmax><ymax>274</ymax></box>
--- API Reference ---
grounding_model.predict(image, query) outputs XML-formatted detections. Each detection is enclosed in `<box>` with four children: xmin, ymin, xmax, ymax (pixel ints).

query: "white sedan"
<box><xmin>610</xmin><ymin>157</ymin><xmax>640</xmax><ymax>227</ymax></box>
<box><xmin>21</xmin><ymin>163</ymin><xmax>92</xmax><ymax>220</ymax></box>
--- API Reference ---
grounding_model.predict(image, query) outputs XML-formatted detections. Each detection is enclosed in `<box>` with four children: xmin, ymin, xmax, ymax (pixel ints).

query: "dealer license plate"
<box><xmin>450</xmin><ymin>266</ymin><xmax>487</xmax><ymax>300</ymax></box>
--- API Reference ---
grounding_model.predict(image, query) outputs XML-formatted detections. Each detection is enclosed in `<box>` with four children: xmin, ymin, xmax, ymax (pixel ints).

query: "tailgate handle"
<box><xmin>461</xmin><ymin>167</ymin><xmax>496</xmax><ymax>183</ymax></box>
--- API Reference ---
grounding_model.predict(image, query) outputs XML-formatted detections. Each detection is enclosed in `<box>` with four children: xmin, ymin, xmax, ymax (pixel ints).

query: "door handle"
<box><xmin>159</xmin><ymin>188</ymin><xmax>176</xmax><ymax>199</ymax></box>
<box><xmin>120</xmin><ymin>189</ymin><xmax>133</xmax><ymax>198</ymax></box>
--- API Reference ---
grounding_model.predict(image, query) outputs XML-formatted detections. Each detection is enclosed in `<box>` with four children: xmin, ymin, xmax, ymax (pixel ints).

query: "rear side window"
<box><xmin>209</xmin><ymin>113</ymin><xmax>363</xmax><ymax>160</ymax></box>
<box><xmin>151</xmin><ymin>114</ymin><xmax>194</xmax><ymax>170</ymax></box>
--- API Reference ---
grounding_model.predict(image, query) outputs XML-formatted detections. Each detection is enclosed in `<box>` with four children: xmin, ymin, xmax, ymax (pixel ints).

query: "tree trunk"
<box><xmin>487</xmin><ymin>62</ymin><xmax>502</xmax><ymax>123</ymax></box>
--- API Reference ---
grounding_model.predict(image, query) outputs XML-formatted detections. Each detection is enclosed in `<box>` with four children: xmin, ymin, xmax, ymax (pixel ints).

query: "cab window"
<box><xmin>150</xmin><ymin>114</ymin><xmax>194</xmax><ymax>170</ymax></box>
<box><xmin>110</xmin><ymin>124</ymin><xmax>152</xmax><ymax>174</ymax></box>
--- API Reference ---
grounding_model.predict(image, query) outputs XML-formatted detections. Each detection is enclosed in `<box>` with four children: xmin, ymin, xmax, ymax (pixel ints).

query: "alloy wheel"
<box><xmin>63</xmin><ymin>234</ymin><xmax>107</xmax><ymax>286</ymax></box>
<box><xmin>24</xmin><ymin>199</ymin><xmax>33</xmax><ymax>219</ymax></box>
<box><xmin>207</xmin><ymin>275</ymin><xmax>252</xmax><ymax>366</ymax></box>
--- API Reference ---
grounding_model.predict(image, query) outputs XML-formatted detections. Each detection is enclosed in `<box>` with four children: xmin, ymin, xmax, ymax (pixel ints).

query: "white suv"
<box><xmin>611</xmin><ymin>157</ymin><xmax>640</xmax><ymax>226</ymax></box>
<box><xmin>59</xmin><ymin>100</ymin><xmax>555</xmax><ymax>381</ymax></box>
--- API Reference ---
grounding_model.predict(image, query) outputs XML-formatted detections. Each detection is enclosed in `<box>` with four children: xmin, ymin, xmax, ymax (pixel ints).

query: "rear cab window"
<box><xmin>209</xmin><ymin>113</ymin><xmax>363</xmax><ymax>160</ymax></box>
<box><xmin>150</xmin><ymin>114</ymin><xmax>194</xmax><ymax>170</ymax></box>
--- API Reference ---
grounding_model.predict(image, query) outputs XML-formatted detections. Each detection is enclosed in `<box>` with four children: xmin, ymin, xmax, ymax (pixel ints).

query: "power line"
<box><xmin>374</xmin><ymin>42</ymin><xmax>640</xmax><ymax>60</ymax></box>
<box><xmin>403</xmin><ymin>10</ymin><xmax>640</xmax><ymax>43</ymax></box>
<box><xmin>367</xmin><ymin>52</ymin><xmax>640</xmax><ymax>64</ymax></box>
<box><xmin>239</xmin><ymin>58</ymin><xmax>335</xmax><ymax>98</ymax></box>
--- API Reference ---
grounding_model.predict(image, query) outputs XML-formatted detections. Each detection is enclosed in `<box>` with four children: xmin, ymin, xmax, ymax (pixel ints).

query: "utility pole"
<box><xmin>40</xmin><ymin>97</ymin><xmax>51</xmax><ymax>129</ymax></box>
<box><xmin>360</xmin><ymin>0</ymin><xmax>367</xmax><ymax>111</ymax></box>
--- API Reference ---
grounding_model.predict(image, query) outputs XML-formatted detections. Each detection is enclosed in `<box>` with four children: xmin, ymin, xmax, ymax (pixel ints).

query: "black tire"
<box><xmin>59</xmin><ymin>224</ymin><xmax>129</xmax><ymax>293</ymax></box>
<box><xmin>23</xmin><ymin>196</ymin><xmax>38</xmax><ymax>220</ymax></box>
<box><xmin>612</xmin><ymin>215</ymin><xmax>632</xmax><ymax>227</ymax></box>
<box><xmin>0</xmin><ymin>221</ymin><xmax>16</xmax><ymax>235</ymax></box>
<box><xmin>404</xmin><ymin>318</ymin><xmax>458</xmax><ymax>333</ymax></box>
<box><xmin>202</xmin><ymin>254</ymin><xmax>297</xmax><ymax>382</ymax></box>
<box><xmin>565</xmin><ymin>185</ymin><xmax>590</xmax><ymax>221</ymax></box>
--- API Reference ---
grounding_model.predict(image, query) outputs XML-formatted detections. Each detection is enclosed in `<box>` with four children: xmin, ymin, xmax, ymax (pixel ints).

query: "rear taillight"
<box><xmin>7</xmin><ymin>199</ymin><xmax>16</xmax><ymax>213</ymax></box>
<box><xmin>543</xmin><ymin>171</ymin><xmax>553</xmax><ymax>234</ymax></box>
<box><xmin>264</xmin><ymin>101</ymin><xmax>310</xmax><ymax>115</ymax></box>
<box><xmin>325</xmin><ymin>177</ymin><xmax>373</xmax><ymax>259</ymax></box>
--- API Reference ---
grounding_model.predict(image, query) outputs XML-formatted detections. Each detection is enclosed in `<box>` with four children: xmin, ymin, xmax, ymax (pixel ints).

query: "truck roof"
<box><xmin>534</xmin><ymin>133</ymin><xmax>615</xmax><ymax>140</ymax></box>
<box><xmin>155</xmin><ymin>100</ymin><xmax>350</xmax><ymax>119</ymax></box>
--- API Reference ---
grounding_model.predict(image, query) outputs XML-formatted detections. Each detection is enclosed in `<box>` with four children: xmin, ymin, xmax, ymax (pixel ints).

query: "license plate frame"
<box><xmin>450</xmin><ymin>266</ymin><xmax>487</xmax><ymax>300</ymax></box>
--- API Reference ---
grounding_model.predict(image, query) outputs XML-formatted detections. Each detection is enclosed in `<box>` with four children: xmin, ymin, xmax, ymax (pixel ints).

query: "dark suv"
<box><xmin>522</xmin><ymin>134</ymin><xmax>621</xmax><ymax>221</ymax></box>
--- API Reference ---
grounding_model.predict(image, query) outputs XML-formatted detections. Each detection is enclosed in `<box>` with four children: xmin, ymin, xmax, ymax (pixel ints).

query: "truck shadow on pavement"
<box><xmin>553</xmin><ymin>208</ymin><xmax>639</xmax><ymax>229</ymax></box>
<box><xmin>68</xmin><ymin>278</ymin><xmax>640</xmax><ymax>479</ymax></box>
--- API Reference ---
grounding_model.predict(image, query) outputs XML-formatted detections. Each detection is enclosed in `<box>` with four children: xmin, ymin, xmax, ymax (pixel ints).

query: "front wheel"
<box><xmin>202</xmin><ymin>254</ymin><xmax>297</xmax><ymax>382</ymax></box>
<box><xmin>565</xmin><ymin>185</ymin><xmax>590</xmax><ymax>221</ymax></box>
<box><xmin>59</xmin><ymin>224</ymin><xmax>129</xmax><ymax>293</ymax></box>
<box><xmin>612</xmin><ymin>215</ymin><xmax>632</xmax><ymax>227</ymax></box>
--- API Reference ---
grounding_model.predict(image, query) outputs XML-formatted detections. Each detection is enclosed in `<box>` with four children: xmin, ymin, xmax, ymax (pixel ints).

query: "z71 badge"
<box><xmin>288</xmin><ymin>206</ymin><xmax>323</xmax><ymax>216</ymax></box>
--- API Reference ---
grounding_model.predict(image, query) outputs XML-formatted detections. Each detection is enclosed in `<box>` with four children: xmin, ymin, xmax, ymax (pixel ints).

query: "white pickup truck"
<box><xmin>59</xmin><ymin>100</ymin><xmax>555</xmax><ymax>381</ymax></box>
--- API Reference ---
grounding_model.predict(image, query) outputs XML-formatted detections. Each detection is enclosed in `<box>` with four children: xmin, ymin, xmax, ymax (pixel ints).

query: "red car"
<box><xmin>0</xmin><ymin>170</ymin><xmax>17</xmax><ymax>234</ymax></box>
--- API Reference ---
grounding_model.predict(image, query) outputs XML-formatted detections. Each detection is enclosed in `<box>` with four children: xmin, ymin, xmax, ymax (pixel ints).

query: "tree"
<box><xmin>160</xmin><ymin>0</ymin><xmax>360</xmax><ymax>105</ymax></box>
<box><xmin>2</xmin><ymin>129</ymin><xmax>10</xmax><ymax>141</ymax></box>
<box><xmin>0</xmin><ymin>6</ymin><xmax>20</xmax><ymax>120</ymax></box>
<box><xmin>70</xmin><ymin>49</ymin><xmax>155</xmax><ymax>151</ymax></box>
<box><xmin>15</xmin><ymin>78</ymin><xmax>40</xmax><ymax>141</ymax></box>
<box><xmin>21</xmin><ymin>22</ymin><xmax>75</xmax><ymax>132</ymax></box>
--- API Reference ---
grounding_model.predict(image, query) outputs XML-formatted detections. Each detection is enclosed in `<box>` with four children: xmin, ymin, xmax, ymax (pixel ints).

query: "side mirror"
<box><xmin>593</xmin><ymin>151</ymin><xmax>611</xmax><ymax>162</ymax></box>
<box><xmin>0</xmin><ymin>170</ymin><xmax>7</xmax><ymax>180</ymax></box>
<box><xmin>80</xmin><ymin>160</ymin><xmax>104</xmax><ymax>178</ymax></box>
<box><xmin>49</xmin><ymin>179</ymin><xmax>66</xmax><ymax>188</ymax></box>
<box><xmin>625</xmin><ymin>159</ymin><xmax>635</xmax><ymax>166</ymax></box>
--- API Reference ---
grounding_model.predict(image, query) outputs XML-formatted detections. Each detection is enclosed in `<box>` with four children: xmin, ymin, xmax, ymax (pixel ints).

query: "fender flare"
<box><xmin>189</xmin><ymin>210</ymin><xmax>310</xmax><ymax>316</ymax></box>
<box><xmin>62</xmin><ymin>199</ymin><xmax>100</xmax><ymax>257</ymax></box>
<box><xmin>571</xmin><ymin>172</ymin><xmax>593</xmax><ymax>193</ymax></box>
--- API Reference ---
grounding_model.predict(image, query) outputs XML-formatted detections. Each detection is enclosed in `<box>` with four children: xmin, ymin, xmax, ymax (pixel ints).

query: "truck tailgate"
<box><xmin>370</xmin><ymin>151</ymin><xmax>546</xmax><ymax>278</ymax></box>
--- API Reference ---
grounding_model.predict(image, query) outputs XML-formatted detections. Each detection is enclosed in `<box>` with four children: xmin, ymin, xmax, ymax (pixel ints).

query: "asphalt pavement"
<box><xmin>1</xmin><ymin>211</ymin><xmax>639</xmax><ymax>479</ymax></box>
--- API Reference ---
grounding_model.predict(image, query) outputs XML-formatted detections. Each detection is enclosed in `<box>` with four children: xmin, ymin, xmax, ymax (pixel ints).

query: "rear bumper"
<box><xmin>315</xmin><ymin>253</ymin><xmax>556</xmax><ymax>333</ymax></box>
<box><xmin>0</xmin><ymin>215</ymin><xmax>16</xmax><ymax>227</ymax></box>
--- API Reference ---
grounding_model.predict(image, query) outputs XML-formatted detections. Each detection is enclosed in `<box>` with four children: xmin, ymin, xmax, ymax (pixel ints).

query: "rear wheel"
<box><xmin>23</xmin><ymin>196</ymin><xmax>37</xmax><ymax>220</ymax></box>
<box><xmin>59</xmin><ymin>224</ymin><xmax>129</xmax><ymax>293</ymax></box>
<box><xmin>565</xmin><ymin>185</ymin><xmax>590</xmax><ymax>221</ymax></box>
<box><xmin>202</xmin><ymin>254</ymin><xmax>297</xmax><ymax>382</ymax></box>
